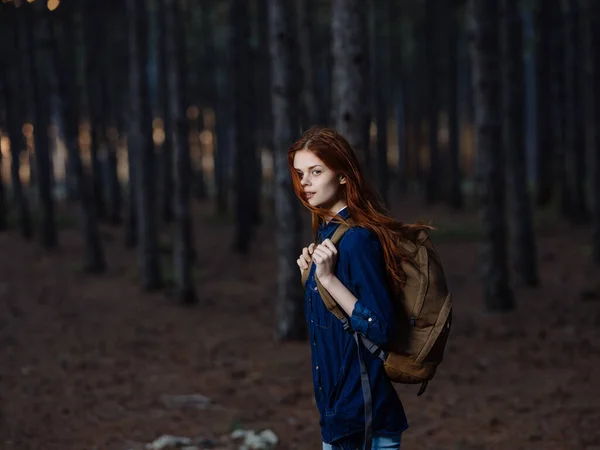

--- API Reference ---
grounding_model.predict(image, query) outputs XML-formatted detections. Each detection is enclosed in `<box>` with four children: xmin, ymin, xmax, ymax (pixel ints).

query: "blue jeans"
<box><xmin>322</xmin><ymin>434</ymin><xmax>402</xmax><ymax>450</ymax></box>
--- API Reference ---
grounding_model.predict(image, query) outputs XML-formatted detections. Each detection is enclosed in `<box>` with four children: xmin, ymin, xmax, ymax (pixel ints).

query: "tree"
<box><xmin>231</xmin><ymin>0</ymin><xmax>255</xmax><ymax>253</ymax></box>
<box><xmin>501</xmin><ymin>0</ymin><xmax>538</xmax><ymax>286</ymax></box>
<box><xmin>425</xmin><ymin>0</ymin><xmax>440</xmax><ymax>205</ymax></box>
<box><xmin>467</xmin><ymin>0</ymin><xmax>514</xmax><ymax>311</ymax></box>
<box><xmin>164</xmin><ymin>0</ymin><xmax>197</xmax><ymax>304</ymax></box>
<box><xmin>268</xmin><ymin>0</ymin><xmax>305</xmax><ymax>340</ymax></box>
<box><xmin>370</xmin><ymin>0</ymin><xmax>390</xmax><ymax>206</ymax></box>
<box><xmin>52</xmin><ymin>2</ymin><xmax>106</xmax><ymax>272</ymax></box>
<box><xmin>28</xmin><ymin>1</ymin><xmax>58</xmax><ymax>248</ymax></box>
<box><xmin>447</xmin><ymin>1</ymin><xmax>463</xmax><ymax>210</ymax></box>
<box><xmin>297</xmin><ymin>0</ymin><xmax>319</xmax><ymax>129</ymax></box>
<box><xmin>331</xmin><ymin>0</ymin><xmax>369</xmax><ymax>169</ymax></box>
<box><xmin>127</xmin><ymin>0</ymin><xmax>163</xmax><ymax>290</ymax></box>
<box><xmin>561</xmin><ymin>0</ymin><xmax>588</xmax><ymax>223</ymax></box>
<box><xmin>2</xmin><ymin>6</ymin><xmax>33</xmax><ymax>240</ymax></box>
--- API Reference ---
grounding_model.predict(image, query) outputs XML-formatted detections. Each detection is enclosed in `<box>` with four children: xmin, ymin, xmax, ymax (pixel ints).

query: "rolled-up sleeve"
<box><xmin>340</xmin><ymin>228</ymin><xmax>395</xmax><ymax>348</ymax></box>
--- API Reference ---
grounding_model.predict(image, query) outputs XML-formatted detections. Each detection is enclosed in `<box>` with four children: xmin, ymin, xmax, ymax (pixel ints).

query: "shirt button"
<box><xmin>368</xmin><ymin>317</ymin><xmax>373</xmax><ymax>322</ymax></box>
<box><xmin>313</xmin><ymin>286</ymin><xmax>318</xmax><ymax>292</ymax></box>
<box><xmin>316</xmin><ymin>365</ymin><xmax>319</xmax><ymax>370</ymax></box>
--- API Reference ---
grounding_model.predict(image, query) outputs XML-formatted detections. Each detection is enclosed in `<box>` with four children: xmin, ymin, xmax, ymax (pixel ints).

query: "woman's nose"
<box><xmin>300</xmin><ymin>176</ymin><xmax>310</xmax><ymax>186</ymax></box>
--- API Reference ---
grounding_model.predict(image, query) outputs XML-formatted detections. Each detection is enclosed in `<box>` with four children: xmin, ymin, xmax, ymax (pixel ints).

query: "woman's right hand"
<box><xmin>297</xmin><ymin>243</ymin><xmax>316</xmax><ymax>273</ymax></box>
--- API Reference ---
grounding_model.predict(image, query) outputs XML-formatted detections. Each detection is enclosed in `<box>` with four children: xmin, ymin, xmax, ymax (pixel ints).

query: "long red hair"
<box><xmin>288</xmin><ymin>126</ymin><xmax>432</xmax><ymax>294</ymax></box>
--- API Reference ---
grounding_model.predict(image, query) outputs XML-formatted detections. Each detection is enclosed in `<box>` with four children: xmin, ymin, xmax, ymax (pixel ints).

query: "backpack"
<box><xmin>301</xmin><ymin>219</ymin><xmax>452</xmax><ymax>449</ymax></box>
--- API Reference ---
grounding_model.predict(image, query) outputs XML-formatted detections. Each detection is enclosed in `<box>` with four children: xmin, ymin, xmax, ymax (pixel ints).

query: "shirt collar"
<box><xmin>318</xmin><ymin>206</ymin><xmax>350</xmax><ymax>240</ymax></box>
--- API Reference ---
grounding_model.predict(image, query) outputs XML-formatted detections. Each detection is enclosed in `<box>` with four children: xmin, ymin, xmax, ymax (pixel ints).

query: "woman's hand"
<box><xmin>297</xmin><ymin>243</ymin><xmax>316</xmax><ymax>274</ymax></box>
<box><xmin>312</xmin><ymin>239</ymin><xmax>338</xmax><ymax>284</ymax></box>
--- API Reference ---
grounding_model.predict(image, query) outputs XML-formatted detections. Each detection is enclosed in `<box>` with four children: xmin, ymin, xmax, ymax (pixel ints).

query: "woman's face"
<box><xmin>293</xmin><ymin>149</ymin><xmax>347</xmax><ymax>213</ymax></box>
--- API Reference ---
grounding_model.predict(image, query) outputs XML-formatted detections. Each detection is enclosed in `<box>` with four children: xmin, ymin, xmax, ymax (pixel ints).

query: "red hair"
<box><xmin>288</xmin><ymin>126</ymin><xmax>432</xmax><ymax>294</ymax></box>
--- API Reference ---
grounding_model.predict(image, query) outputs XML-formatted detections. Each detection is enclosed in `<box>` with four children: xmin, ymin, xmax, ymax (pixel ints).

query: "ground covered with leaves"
<box><xmin>1</xmin><ymin>196</ymin><xmax>599</xmax><ymax>450</ymax></box>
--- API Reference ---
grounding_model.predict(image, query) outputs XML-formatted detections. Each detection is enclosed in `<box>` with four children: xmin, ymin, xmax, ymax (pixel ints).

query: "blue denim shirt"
<box><xmin>304</xmin><ymin>207</ymin><xmax>408</xmax><ymax>445</ymax></box>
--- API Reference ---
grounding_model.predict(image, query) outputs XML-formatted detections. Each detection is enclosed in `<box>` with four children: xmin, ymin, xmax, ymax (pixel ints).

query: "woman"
<box><xmin>289</xmin><ymin>127</ymin><xmax>430</xmax><ymax>450</ymax></box>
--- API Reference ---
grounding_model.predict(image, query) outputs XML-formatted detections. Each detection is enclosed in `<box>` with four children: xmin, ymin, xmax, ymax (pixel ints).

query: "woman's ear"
<box><xmin>339</xmin><ymin>175</ymin><xmax>347</xmax><ymax>185</ymax></box>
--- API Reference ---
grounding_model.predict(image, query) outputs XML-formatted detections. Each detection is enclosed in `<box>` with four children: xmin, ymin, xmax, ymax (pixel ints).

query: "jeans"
<box><xmin>322</xmin><ymin>434</ymin><xmax>402</xmax><ymax>450</ymax></box>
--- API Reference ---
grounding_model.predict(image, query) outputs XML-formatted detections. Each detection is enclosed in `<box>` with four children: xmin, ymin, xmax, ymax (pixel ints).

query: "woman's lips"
<box><xmin>305</xmin><ymin>192</ymin><xmax>315</xmax><ymax>199</ymax></box>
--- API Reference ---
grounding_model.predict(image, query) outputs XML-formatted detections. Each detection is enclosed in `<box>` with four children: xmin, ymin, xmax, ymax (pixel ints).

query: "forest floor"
<box><xmin>1</xmin><ymin>193</ymin><xmax>600</xmax><ymax>450</ymax></box>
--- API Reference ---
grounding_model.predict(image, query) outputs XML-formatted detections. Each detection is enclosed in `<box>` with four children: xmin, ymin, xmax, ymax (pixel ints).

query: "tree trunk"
<box><xmin>467</xmin><ymin>0</ymin><xmax>514</xmax><ymax>311</ymax></box>
<box><xmin>562</xmin><ymin>0</ymin><xmax>588</xmax><ymax>222</ymax></box>
<box><xmin>3</xmin><ymin>10</ymin><xmax>33</xmax><ymax>240</ymax></box>
<box><xmin>127</xmin><ymin>0</ymin><xmax>162</xmax><ymax>290</ymax></box>
<box><xmin>28</xmin><ymin>2</ymin><xmax>58</xmax><ymax>248</ymax></box>
<box><xmin>447</xmin><ymin>3</ymin><xmax>463</xmax><ymax>210</ymax></box>
<box><xmin>81</xmin><ymin>4</ymin><xmax>107</xmax><ymax>222</ymax></box>
<box><xmin>297</xmin><ymin>0</ymin><xmax>319</xmax><ymax>128</ymax></box>
<box><xmin>586</xmin><ymin>0</ymin><xmax>600</xmax><ymax>263</ymax></box>
<box><xmin>534</xmin><ymin>0</ymin><xmax>554</xmax><ymax>207</ymax></box>
<box><xmin>0</xmin><ymin>78</ymin><xmax>7</xmax><ymax>232</ymax></box>
<box><xmin>370</xmin><ymin>0</ymin><xmax>390</xmax><ymax>207</ymax></box>
<box><xmin>269</xmin><ymin>0</ymin><xmax>305</xmax><ymax>341</ymax></box>
<box><xmin>158</xmin><ymin>0</ymin><xmax>174</xmax><ymax>224</ymax></box>
<box><xmin>231</xmin><ymin>0</ymin><xmax>255</xmax><ymax>253</ymax></box>
<box><xmin>331</xmin><ymin>0</ymin><xmax>369</xmax><ymax>169</ymax></box>
<box><xmin>53</xmin><ymin>3</ymin><xmax>106</xmax><ymax>272</ymax></box>
<box><xmin>425</xmin><ymin>0</ymin><xmax>439</xmax><ymax>205</ymax></box>
<box><xmin>164</xmin><ymin>0</ymin><xmax>197</xmax><ymax>304</ymax></box>
<box><xmin>501</xmin><ymin>0</ymin><xmax>539</xmax><ymax>287</ymax></box>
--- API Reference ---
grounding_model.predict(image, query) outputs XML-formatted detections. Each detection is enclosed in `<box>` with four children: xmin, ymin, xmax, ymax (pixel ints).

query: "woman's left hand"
<box><xmin>312</xmin><ymin>239</ymin><xmax>338</xmax><ymax>283</ymax></box>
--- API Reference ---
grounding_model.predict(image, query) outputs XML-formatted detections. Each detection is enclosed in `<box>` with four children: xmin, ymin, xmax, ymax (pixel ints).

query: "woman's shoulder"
<box><xmin>338</xmin><ymin>225</ymin><xmax>381</xmax><ymax>253</ymax></box>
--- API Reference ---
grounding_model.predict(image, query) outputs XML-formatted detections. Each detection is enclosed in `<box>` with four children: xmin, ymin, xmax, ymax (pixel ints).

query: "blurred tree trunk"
<box><xmin>256</xmin><ymin>0</ymin><xmax>274</xmax><ymax>214</ymax></box>
<box><xmin>534</xmin><ymin>0</ymin><xmax>554</xmax><ymax>207</ymax></box>
<box><xmin>165</xmin><ymin>0</ymin><xmax>197</xmax><ymax>304</ymax></box>
<box><xmin>52</xmin><ymin>3</ymin><xmax>106</xmax><ymax>273</ymax></box>
<box><xmin>158</xmin><ymin>0</ymin><xmax>174</xmax><ymax>224</ymax></box>
<box><xmin>562</xmin><ymin>0</ymin><xmax>588</xmax><ymax>222</ymax></box>
<box><xmin>297</xmin><ymin>0</ymin><xmax>319</xmax><ymax>129</ymax></box>
<box><xmin>370</xmin><ymin>0</ymin><xmax>390</xmax><ymax>206</ymax></box>
<box><xmin>467</xmin><ymin>0</ymin><xmax>514</xmax><ymax>311</ymax></box>
<box><xmin>127</xmin><ymin>0</ymin><xmax>163</xmax><ymax>290</ymax></box>
<box><xmin>585</xmin><ymin>0</ymin><xmax>600</xmax><ymax>263</ymax></box>
<box><xmin>102</xmin><ymin>16</ymin><xmax>123</xmax><ymax>226</ymax></box>
<box><xmin>3</xmin><ymin>10</ymin><xmax>33</xmax><ymax>240</ymax></box>
<box><xmin>231</xmin><ymin>0</ymin><xmax>255</xmax><ymax>253</ymax></box>
<box><xmin>207</xmin><ymin>0</ymin><xmax>230</xmax><ymax>217</ymax></box>
<box><xmin>425</xmin><ymin>0</ymin><xmax>440</xmax><ymax>205</ymax></box>
<box><xmin>447</xmin><ymin>2</ymin><xmax>463</xmax><ymax>210</ymax></box>
<box><xmin>81</xmin><ymin>3</ymin><xmax>107</xmax><ymax>222</ymax></box>
<box><xmin>501</xmin><ymin>0</ymin><xmax>538</xmax><ymax>286</ymax></box>
<box><xmin>28</xmin><ymin>2</ymin><xmax>58</xmax><ymax>248</ymax></box>
<box><xmin>0</xmin><ymin>79</ymin><xmax>7</xmax><ymax>232</ymax></box>
<box><xmin>390</xmin><ymin>2</ymin><xmax>407</xmax><ymax>192</ymax></box>
<box><xmin>331</xmin><ymin>0</ymin><xmax>369</xmax><ymax>169</ymax></box>
<box><xmin>269</xmin><ymin>0</ymin><xmax>305</xmax><ymax>341</ymax></box>
<box><xmin>546</xmin><ymin>0</ymin><xmax>569</xmax><ymax>217</ymax></box>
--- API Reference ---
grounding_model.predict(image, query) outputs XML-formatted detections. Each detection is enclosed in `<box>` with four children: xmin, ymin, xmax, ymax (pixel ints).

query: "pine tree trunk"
<box><xmin>158</xmin><ymin>0</ymin><xmax>174</xmax><ymax>224</ymax></box>
<box><xmin>0</xmin><ymin>77</ymin><xmax>7</xmax><ymax>231</ymax></box>
<box><xmin>425</xmin><ymin>0</ymin><xmax>439</xmax><ymax>205</ymax></box>
<box><xmin>562</xmin><ymin>0</ymin><xmax>588</xmax><ymax>222</ymax></box>
<box><xmin>3</xmin><ymin>8</ymin><xmax>33</xmax><ymax>240</ymax></box>
<box><xmin>100</xmin><ymin>6</ymin><xmax>122</xmax><ymax>226</ymax></box>
<box><xmin>370</xmin><ymin>0</ymin><xmax>389</xmax><ymax>207</ymax></box>
<box><xmin>164</xmin><ymin>0</ymin><xmax>196</xmax><ymax>304</ymax></box>
<box><xmin>586</xmin><ymin>0</ymin><xmax>600</xmax><ymax>263</ymax></box>
<box><xmin>81</xmin><ymin>4</ymin><xmax>107</xmax><ymax>222</ymax></box>
<box><xmin>331</xmin><ymin>0</ymin><xmax>369</xmax><ymax>168</ymax></box>
<box><xmin>448</xmin><ymin>4</ymin><xmax>463</xmax><ymax>210</ymax></box>
<box><xmin>28</xmin><ymin>2</ymin><xmax>57</xmax><ymax>248</ymax></box>
<box><xmin>232</xmin><ymin>0</ymin><xmax>254</xmax><ymax>253</ymax></box>
<box><xmin>501</xmin><ymin>0</ymin><xmax>539</xmax><ymax>287</ymax></box>
<box><xmin>269</xmin><ymin>0</ymin><xmax>305</xmax><ymax>341</ymax></box>
<box><xmin>53</xmin><ymin>3</ymin><xmax>106</xmax><ymax>272</ymax></box>
<box><xmin>127</xmin><ymin>0</ymin><xmax>162</xmax><ymax>289</ymax></box>
<box><xmin>467</xmin><ymin>0</ymin><xmax>514</xmax><ymax>311</ymax></box>
<box><xmin>534</xmin><ymin>0</ymin><xmax>554</xmax><ymax>207</ymax></box>
<box><xmin>297</xmin><ymin>0</ymin><xmax>319</xmax><ymax>128</ymax></box>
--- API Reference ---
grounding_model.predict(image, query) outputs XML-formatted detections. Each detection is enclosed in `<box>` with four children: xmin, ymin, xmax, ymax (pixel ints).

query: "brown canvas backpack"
<box><xmin>301</xmin><ymin>219</ymin><xmax>452</xmax><ymax>396</ymax></box>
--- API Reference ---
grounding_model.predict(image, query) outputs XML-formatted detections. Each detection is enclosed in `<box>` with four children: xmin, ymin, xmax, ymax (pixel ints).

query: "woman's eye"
<box><xmin>312</xmin><ymin>170</ymin><xmax>321</xmax><ymax>176</ymax></box>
